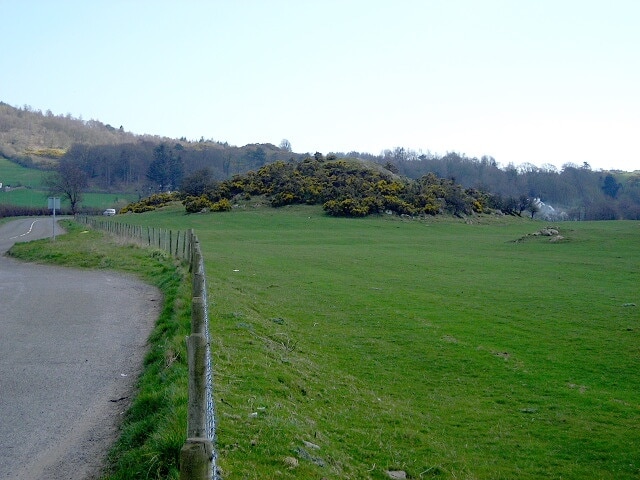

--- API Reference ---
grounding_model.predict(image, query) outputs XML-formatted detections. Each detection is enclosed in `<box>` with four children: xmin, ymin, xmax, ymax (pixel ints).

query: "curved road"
<box><xmin>0</xmin><ymin>218</ymin><xmax>160</xmax><ymax>479</ymax></box>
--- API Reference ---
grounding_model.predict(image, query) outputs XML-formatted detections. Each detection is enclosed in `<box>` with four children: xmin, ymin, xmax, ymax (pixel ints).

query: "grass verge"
<box><xmin>8</xmin><ymin>220</ymin><xmax>191</xmax><ymax>479</ymax></box>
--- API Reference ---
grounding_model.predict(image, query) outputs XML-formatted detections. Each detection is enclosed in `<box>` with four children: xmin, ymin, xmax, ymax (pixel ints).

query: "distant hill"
<box><xmin>0</xmin><ymin>102</ymin><xmax>301</xmax><ymax>189</ymax></box>
<box><xmin>0</xmin><ymin>102</ymin><xmax>141</xmax><ymax>164</ymax></box>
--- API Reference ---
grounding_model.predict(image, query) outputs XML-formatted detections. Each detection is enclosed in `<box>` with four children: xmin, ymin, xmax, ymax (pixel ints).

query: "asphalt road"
<box><xmin>0</xmin><ymin>218</ymin><xmax>160</xmax><ymax>479</ymax></box>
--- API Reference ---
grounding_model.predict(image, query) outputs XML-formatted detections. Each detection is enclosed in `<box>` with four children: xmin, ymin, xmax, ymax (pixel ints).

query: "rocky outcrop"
<box><xmin>515</xmin><ymin>226</ymin><xmax>565</xmax><ymax>243</ymax></box>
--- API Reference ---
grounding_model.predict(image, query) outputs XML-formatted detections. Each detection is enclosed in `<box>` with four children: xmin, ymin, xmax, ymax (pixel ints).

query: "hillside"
<box><xmin>0</xmin><ymin>102</ymin><xmax>140</xmax><ymax>165</ymax></box>
<box><xmin>0</xmin><ymin>102</ymin><xmax>300</xmax><ymax>185</ymax></box>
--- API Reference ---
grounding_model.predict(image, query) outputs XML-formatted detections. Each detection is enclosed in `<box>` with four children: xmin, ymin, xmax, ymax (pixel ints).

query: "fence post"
<box><xmin>180</xmin><ymin>438</ymin><xmax>212</xmax><ymax>480</ymax></box>
<box><xmin>186</xmin><ymin>333</ymin><xmax>208</xmax><ymax>438</ymax></box>
<box><xmin>180</xmin><ymin>285</ymin><xmax>213</xmax><ymax>478</ymax></box>
<box><xmin>192</xmin><ymin>297</ymin><xmax>206</xmax><ymax>335</ymax></box>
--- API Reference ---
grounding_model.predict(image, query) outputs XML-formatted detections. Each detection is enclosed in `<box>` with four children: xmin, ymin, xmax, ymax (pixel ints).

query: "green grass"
<box><xmin>0</xmin><ymin>157</ymin><xmax>137</xmax><ymax>210</ymax></box>
<box><xmin>10</xmin><ymin>206</ymin><xmax>640</xmax><ymax>479</ymax></box>
<box><xmin>0</xmin><ymin>185</ymin><xmax>138</xmax><ymax>211</ymax></box>
<box><xmin>103</xmin><ymin>205</ymin><xmax>640</xmax><ymax>479</ymax></box>
<box><xmin>0</xmin><ymin>187</ymin><xmax>49</xmax><ymax>208</ymax></box>
<box><xmin>0</xmin><ymin>157</ymin><xmax>45</xmax><ymax>187</ymax></box>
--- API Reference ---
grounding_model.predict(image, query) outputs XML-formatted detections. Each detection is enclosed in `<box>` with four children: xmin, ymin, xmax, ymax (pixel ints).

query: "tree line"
<box><xmin>58</xmin><ymin>142</ymin><xmax>635</xmax><ymax>220</ymax></box>
<box><xmin>344</xmin><ymin>148</ymin><xmax>639</xmax><ymax>220</ymax></box>
<box><xmin>3</xmin><ymin>101</ymin><xmax>639</xmax><ymax>220</ymax></box>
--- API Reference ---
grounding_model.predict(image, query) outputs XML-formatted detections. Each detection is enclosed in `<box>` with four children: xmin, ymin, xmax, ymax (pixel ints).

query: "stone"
<box><xmin>303</xmin><ymin>440</ymin><xmax>320</xmax><ymax>450</ymax></box>
<box><xmin>386</xmin><ymin>470</ymin><xmax>407</xmax><ymax>479</ymax></box>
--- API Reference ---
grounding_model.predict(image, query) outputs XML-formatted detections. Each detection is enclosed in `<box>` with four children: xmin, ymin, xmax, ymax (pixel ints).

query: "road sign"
<box><xmin>48</xmin><ymin>197</ymin><xmax>60</xmax><ymax>211</ymax></box>
<box><xmin>48</xmin><ymin>197</ymin><xmax>60</xmax><ymax>241</ymax></box>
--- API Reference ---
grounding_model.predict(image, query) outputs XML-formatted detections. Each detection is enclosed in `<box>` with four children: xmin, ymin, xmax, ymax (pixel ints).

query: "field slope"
<box><xmin>112</xmin><ymin>205</ymin><xmax>638</xmax><ymax>479</ymax></box>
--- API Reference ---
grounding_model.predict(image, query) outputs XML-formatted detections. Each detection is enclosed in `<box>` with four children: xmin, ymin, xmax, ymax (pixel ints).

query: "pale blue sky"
<box><xmin>1</xmin><ymin>1</ymin><xmax>638</xmax><ymax>171</ymax></box>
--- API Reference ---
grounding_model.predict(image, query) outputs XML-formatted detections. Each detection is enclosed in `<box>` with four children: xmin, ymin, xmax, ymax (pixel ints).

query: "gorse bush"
<box><xmin>211</xmin><ymin>198</ymin><xmax>232</xmax><ymax>212</ymax></box>
<box><xmin>171</xmin><ymin>157</ymin><xmax>492</xmax><ymax>218</ymax></box>
<box><xmin>182</xmin><ymin>196</ymin><xmax>232</xmax><ymax>213</ymax></box>
<box><xmin>183</xmin><ymin>195</ymin><xmax>213</xmax><ymax>213</ymax></box>
<box><xmin>120</xmin><ymin>192</ymin><xmax>181</xmax><ymax>214</ymax></box>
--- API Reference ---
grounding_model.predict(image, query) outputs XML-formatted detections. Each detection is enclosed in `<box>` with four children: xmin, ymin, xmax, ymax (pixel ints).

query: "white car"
<box><xmin>103</xmin><ymin>208</ymin><xmax>116</xmax><ymax>216</ymax></box>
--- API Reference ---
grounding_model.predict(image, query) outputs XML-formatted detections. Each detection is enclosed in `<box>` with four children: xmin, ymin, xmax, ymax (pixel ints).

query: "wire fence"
<box><xmin>78</xmin><ymin>216</ymin><xmax>193</xmax><ymax>260</ymax></box>
<box><xmin>77</xmin><ymin>216</ymin><xmax>218</xmax><ymax>479</ymax></box>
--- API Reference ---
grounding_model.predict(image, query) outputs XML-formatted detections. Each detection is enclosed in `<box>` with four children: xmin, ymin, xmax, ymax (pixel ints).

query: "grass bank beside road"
<box><xmin>105</xmin><ymin>205</ymin><xmax>640</xmax><ymax>479</ymax></box>
<box><xmin>8</xmin><ymin>221</ymin><xmax>191</xmax><ymax>479</ymax></box>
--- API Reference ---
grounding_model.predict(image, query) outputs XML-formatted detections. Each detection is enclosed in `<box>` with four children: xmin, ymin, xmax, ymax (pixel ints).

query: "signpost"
<box><xmin>48</xmin><ymin>197</ymin><xmax>60</xmax><ymax>241</ymax></box>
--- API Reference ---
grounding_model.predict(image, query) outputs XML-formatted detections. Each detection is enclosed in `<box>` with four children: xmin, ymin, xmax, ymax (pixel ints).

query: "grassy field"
<box><xmin>10</xmin><ymin>205</ymin><xmax>640</xmax><ymax>479</ymax></box>
<box><xmin>0</xmin><ymin>157</ymin><xmax>45</xmax><ymax>187</ymax></box>
<box><xmin>101</xmin><ymin>204</ymin><xmax>638</xmax><ymax>479</ymax></box>
<box><xmin>0</xmin><ymin>158</ymin><xmax>137</xmax><ymax>210</ymax></box>
<box><xmin>0</xmin><ymin>187</ymin><xmax>138</xmax><ymax>210</ymax></box>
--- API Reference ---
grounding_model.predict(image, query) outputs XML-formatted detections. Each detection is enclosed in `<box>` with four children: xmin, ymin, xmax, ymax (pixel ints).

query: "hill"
<box><xmin>0</xmin><ymin>102</ymin><xmax>300</xmax><ymax>188</ymax></box>
<box><xmin>0</xmin><ymin>102</ymin><xmax>140</xmax><ymax>165</ymax></box>
<box><xmin>173</xmin><ymin>157</ymin><xmax>490</xmax><ymax>218</ymax></box>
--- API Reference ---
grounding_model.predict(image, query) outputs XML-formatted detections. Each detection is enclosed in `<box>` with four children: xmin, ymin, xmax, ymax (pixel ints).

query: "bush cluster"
<box><xmin>183</xmin><ymin>195</ymin><xmax>232</xmax><ymax>213</ymax></box>
<box><xmin>119</xmin><ymin>192</ymin><xmax>180</xmax><ymax>214</ymax></box>
<box><xmin>0</xmin><ymin>204</ymin><xmax>50</xmax><ymax>218</ymax></box>
<box><xmin>177</xmin><ymin>158</ymin><xmax>490</xmax><ymax>217</ymax></box>
<box><xmin>210</xmin><ymin>158</ymin><xmax>490</xmax><ymax>217</ymax></box>
<box><xmin>125</xmin><ymin>158</ymin><xmax>491</xmax><ymax>218</ymax></box>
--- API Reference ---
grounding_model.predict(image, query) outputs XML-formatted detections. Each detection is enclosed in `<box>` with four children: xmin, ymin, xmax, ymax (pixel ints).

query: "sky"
<box><xmin>1</xmin><ymin>0</ymin><xmax>638</xmax><ymax>171</ymax></box>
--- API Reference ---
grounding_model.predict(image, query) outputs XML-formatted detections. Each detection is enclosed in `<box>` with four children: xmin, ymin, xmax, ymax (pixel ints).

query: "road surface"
<box><xmin>0</xmin><ymin>218</ymin><xmax>160</xmax><ymax>479</ymax></box>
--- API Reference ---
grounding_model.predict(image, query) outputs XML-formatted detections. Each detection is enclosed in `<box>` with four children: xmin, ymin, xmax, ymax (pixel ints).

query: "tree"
<box><xmin>246</xmin><ymin>147</ymin><xmax>267</xmax><ymax>168</ymax></box>
<box><xmin>181</xmin><ymin>167</ymin><xmax>216</xmax><ymax>197</ymax></box>
<box><xmin>517</xmin><ymin>195</ymin><xmax>533</xmax><ymax>216</ymax></box>
<box><xmin>384</xmin><ymin>162</ymin><xmax>399</xmax><ymax>174</ymax></box>
<box><xmin>528</xmin><ymin>199</ymin><xmax>541</xmax><ymax>219</ymax></box>
<box><xmin>279</xmin><ymin>139</ymin><xmax>292</xmax><ymax>152</ymax></box>
<box><xmin>147</xmin><ymin>144</ymin><xmax>183</xmax><ymax>191</ymax></box>
<box><xmin>43</xmin><ymin>159</ymin><xmax>88</xmax><ymax>215</ymax></box>
<box><xmin>602</xmin><ymin>174</ymin><xmax>621</xmax><ymax>198</ymax></box>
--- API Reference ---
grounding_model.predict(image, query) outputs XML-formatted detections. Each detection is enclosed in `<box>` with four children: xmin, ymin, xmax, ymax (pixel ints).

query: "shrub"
<box><xmin>183</xmin><ymin>195</ymin><xmax>214</xmax><ymax>214</ymax></box>
<box><xmin>382</xmin><ymin>195</ymin><xmax>416</xmax><ymax>216</ymax></box>
<box><xmin>120</xmin><ymin>192</ymin><xmax>181</xmax><ymax>214</ymax></box>
<box><xmin>323</xmin><ymin>197</ymin><xmax>370</xmax><ymax>217</ymax></box>
<box><xmin>211</xmin><ymin>198</ymin><xmax>232</xmax><ymax>212</ymax></box>
<box><xmin>270</xmin><ymin>191</ymin><xmax>297</xmax><ymax>207</ymax></box>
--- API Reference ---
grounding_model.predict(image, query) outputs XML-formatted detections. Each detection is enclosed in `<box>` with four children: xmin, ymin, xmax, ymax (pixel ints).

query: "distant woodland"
<box><xmin>2</xmin><ymin>102</ymin><xmax>639</xmax><ymax>220</ymax></box>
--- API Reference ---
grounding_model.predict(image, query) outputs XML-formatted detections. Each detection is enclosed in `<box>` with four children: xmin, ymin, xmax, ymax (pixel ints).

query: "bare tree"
<box><xmin>279</xmin><ymin>139</ymin><xmax>292</xmax><ymax>152</ymax></box>
<box><xmin>43</xmin><ymin>160</ymin><xmax>88</xmax><ymax>215</ymax></box>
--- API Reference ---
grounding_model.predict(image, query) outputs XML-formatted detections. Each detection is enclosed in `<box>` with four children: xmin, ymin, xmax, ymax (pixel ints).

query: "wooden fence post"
<box><xmin>192</xmin><ymin>297</ymin><xmax>206</xmax><ymax>335</ymax></box>
<box><xmin>179</xmin><ymin>437</ymin><xmax>212</xmax><ymax>480</ymax></box>
<box><xmin>186</xmin><ymin>333</ymin><xmax>208</xmax><ymax>438</ymax></box>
